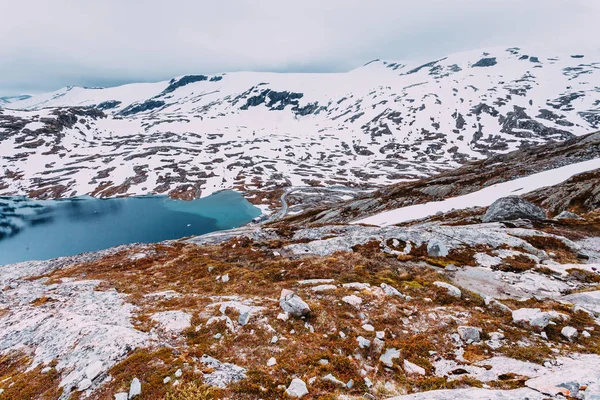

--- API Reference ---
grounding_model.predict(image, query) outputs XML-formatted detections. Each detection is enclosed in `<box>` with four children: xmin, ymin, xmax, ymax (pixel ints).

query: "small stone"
<box><xmin>318</xmin><ymin>359</ymin><xmax>329</xmax><ymax>365</ymax></box>
<box><xmin>280</xmin><ymin>289</ymin><xmax>311</xmax><ymax>317</ymax></box>
<box><xmin>339</xmin><ymin>331</ymin><xmax>346</xmax><ymax>339</ymax></box>
<box><xmin>163</xmin><ymin>377</ymin><xmax>171</xmax><ymax>384</ymax></box>
<box><xmin>427</xmin><ymin>239</ymin><xmax>449</xmax><ymax>257</ymax></box>
<box><xmin>129</xmin><ymin>377</ymin><xmax>142</xmax><ymax>398</ymax></box>
<box><xmin>41</xmin><ymin>367</ymin><xmax>52</xmax><ymax>373</ymax></box>
<box><xmin>267</xmin><ymin>357</ymin><xmax>277</xmax><ymax>367</ymax></box>
<box><xmin>174</xmin><ymin>369</ymin><xmax>183</xmax><ymax>378</ymax></box>
<box><xmin>373</xmin><ymin>338</ymin><xmax>385</xmax><ymax>353</ymax></box>
<box><xmin>342</xmin><ymin>295</ymin><xmax>363</xmax><ymax>308</ymax></box>
<box><xmin>78</xmin><ymin>378</ymin><xmax>92</xmax><ymax>391</ymax></box>
<box><xmin>457</xmin><ymin>326</ymin><xmax>482</xmax><ymax>343</ymax></box>
<box><xmin>445</xmin><ymin>264</ymin><xmax>457</xmax><ymax>272</ymax></box>
<box><xmin>346</xmin><ymin>379</ymin><xmax>354</xmax><ymax>389</ymax></box>
<box><xmin>379</xmin><ymin>348</ymin><xmax>400</xmax><ymax>367</ymax></box>
<box><xmin>311</xmin><ymin>284</ymin><xmax>337</xmax><ymax>292</ymax></box>
<box><xmin>342</xmin><ymin>282</ymin><xmax>371</xmax><ymax>290</ymax></box>
<box><xmin>364</xmin><ymin>377</ymin><xmax>373</xmax><ymax>388</ymax></box>
<box><xmin>404</xmin><ymin>359</ymin><xmax>426</xmax><ymax>375</ymax></box>
<box><xmin>277</xmin><ymin>312</ymin><xmax>290</xmax><ymax>321</ymax></box>
<box><xmin>238</xmin><ymin>311</ymin><xmax>251</xmax><ymax>326</ymax></box>
<box><xmin>362</xmin><ymin>324</ymin><xmax>375</xmax><ymax>332</ymax></box>
<box><xmin>357</xmin><ymin>336</ymin><xmax>371</xmax><ymax>348</ymax></box>
<box><xmin>213</xmin><ymin>333</ymin><xmax>222</xmax><ymax>340</ymax></box>
<box><xmin>285</xmin><ymin>378</ymin><xmax>308</xmax><ymax>398</ymax></box>
<box><xmin>207</xmin><ymin>266</ymin><xmax>214</xmax><ymax>272</ymax></box>
<box><xmin>541</xmin><ymin>331</ymin><xmax>548</xmax><ymax>340</ymax></box>
<box><xmin>561</xmin><ymin>326</ymin><xmax>578</xmax><ymax>341</ymax></box>
<box><xmin>323</xmin><ymin>374</ymin><xmax>345</xmax><ymax>387</ymax></box>
<box><xmin>376</xmin><ymin>331</ymin><xmax>385</xmax><ymax>339</ymax></box>
<box><xmin>114</xmin><ymin>393</ymin><xmax>128</xmax><ymax>400</ymax></box>
<box><xmin>380</xmin><ymin>283</ymin><xmax>406</xmax><ymax>299</ymax></box>
<box><xmin>512</xmin><ymin>308</ymin><xmax>551</xmax><ymax>329</ymax></box>
<box><xmin>433</xmin><ymin>281</ymin><xmax>462</xmax><ymax>298</ymax></box>
<box><xmin>554</xmin><ymin>211</ymin><xmax>584</xmax><ymax>221</ymax></box>
<box><xmin>582</xmin><ymin>331</ymin><xmax>591</xmax><ymax>338</ymax></box>
<box><xmin>271</xmin><ymin>335</ymin><xmax>279</xmax><ymax>344</ymax></box>
<box><xmin>221</xmin><ymin>274</ymin><xmax>230</xmax><ymax>282</ymax></box>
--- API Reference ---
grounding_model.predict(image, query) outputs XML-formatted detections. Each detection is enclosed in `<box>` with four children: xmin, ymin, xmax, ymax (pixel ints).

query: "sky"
<box><xmin>1</xmin><ymin>0</ymin><xmax>599</xmax><ymax>95</ymax></box>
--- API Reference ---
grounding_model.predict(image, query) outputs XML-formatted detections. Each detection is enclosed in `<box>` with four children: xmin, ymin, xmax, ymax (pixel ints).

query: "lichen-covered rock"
<box><xmin>512</xmin><ymin>308</ymin><xmax>551</xmax><ymax>329</ymax></box>
<box><xmin>483</xmin><ymin>196</ymin><xmax>546</xmax><ymax>223</ymax></box>
<box><xmin>199</xmin><ymin>355</ymin><xmax>247</xmax><ymax>388</ymax></box>
<box><xmin>279</xmin><ymin>289</ymin><xmax>310</xmax><ymax>317</ymax></box>
<box><xmin>457</xmin><ymin>326</ymin><xmax>482</xmax><ymax>343</ymax></box>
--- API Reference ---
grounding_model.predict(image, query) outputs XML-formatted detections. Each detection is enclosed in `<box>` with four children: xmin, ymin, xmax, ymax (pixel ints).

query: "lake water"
<box><xmin>0</xmin><ymin>190</ymin><xmax>262</xmax><ymax>265</ymax></box>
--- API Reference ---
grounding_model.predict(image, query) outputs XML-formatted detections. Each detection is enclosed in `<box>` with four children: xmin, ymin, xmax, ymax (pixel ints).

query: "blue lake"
<box><xmin>0</xmin><ymin>190</ymin><xmax>262</xmax><ymax>265</ymax></box>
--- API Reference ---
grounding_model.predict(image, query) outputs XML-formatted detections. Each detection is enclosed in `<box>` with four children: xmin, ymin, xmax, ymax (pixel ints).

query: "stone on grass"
<box><xmin>238</xmin><ymin>311</ymin><xmax>251</xmax><ymax>326</ymax></box>
<box><xmin>323</xmin><ymin>374</ymin><xmax>345</xmax><ymax>387</ymax></box>
<box><xmin>433</xmin><ymin>281</ymin><xmax>462</xmax><ymax>298</ymax></box>
<box><xmin>561</xmin><ymin>326</ymin><xmax>578</xmax><ymax>341</ymax></box>
<box><xmin>129</xmin><ymin>377</ymin><xmax>141</xmax><ymax>398</ymax></box>
<box><xmin>114</xmin><ymin>393</ymin><xmax>128</xmax><ymax>400</ymax></box>
<box><xmin>311</xmin><ymin>284</ymin><xmax>337</xmax><ymax>292</ymax></box>
<box><xmin>174</xmin><ymin>369</ymin><xmax>182</xmax><ymax>378</ymax></box>
<box><xmin>357</xmin><ymin>336</ymin><xmax>371</xmax><ymax>348</ymax></box>
<box><xmin>342</xmin><ymin>295</ymin><xmax>363</xmax><ymax>308</ymax></box>
<box><xmin>150</xmin><ymin>310</ymin><xmax>192</xmax><ymax>333</ymax></box>
<box><xmin>512</xmin><ymin>308</ymin><xmax>551</xmax><ymax>329</ymax></box>
<box><xmin>362</xmin><ymin>324</ymin><xmax>375</xmax><ymax>332</ymax></box>
<box><xmin>457</xmin><ymin>326</ymin><xmax>482</xmax><ymax>343</ymax></box>
<box><xmin>373</xmin><ymin>338</ymin><xmax>385</xmax><ymax>353</ymax></box>
<box><xmin>404</xmin><ymin>359</ymin><xmax>426</xmax><ymax>375</ymax></box>
<box><xmin>427</xmin><ymin>239</ymin><xmax>449</xmax><ymax>257</ymax></box>
<box><xmin>163</xmin><ymin>377</ymin><xmax>171</xmax><ymax>384</ymax></box>
<box><xmin>380</xmin><ymin>283</ymin><xmax>406</xmax><ymax>299</ymax></box>
<box><xmin>285</xmin><ymin>378</ymin><xmax>308</xmax><ymax>398</ymax></box>
<box><xmin>267</xmin><ymin>357</ymin><xmax>277</xmax><ymax>367</ymax></box>
<box><xmin>483</xmin><ymin>196</ymin><xmax>546</xmax><ymax>223</ymax></box>
<box><xmin>280</xmin><ymin>289</ymin><xmax>310</xmax><ymax>317</ymax></box>
<box><xmin>380</xmin><ymin>348</ymin><xmax>400</xmax><ymax>367</ymax></box>
<box><xmin>200</xmin><ymin>355</ymin><xmax>247</xmax><ymax>388</ymax></box>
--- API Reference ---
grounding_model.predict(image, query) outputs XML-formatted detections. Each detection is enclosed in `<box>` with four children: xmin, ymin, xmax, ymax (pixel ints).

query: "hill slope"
<box><xmin>1</xmin><ymin>47</ymin><xmax>599</xmax><ymax>201</ymax></box>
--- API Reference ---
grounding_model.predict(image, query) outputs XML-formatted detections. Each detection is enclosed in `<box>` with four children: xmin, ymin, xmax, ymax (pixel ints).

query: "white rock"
<box><xmin>323</xmin><ymin>373</ymin><xmax>345</xmax><ymax>387</ymax></box>
<box><xmin>129</xmin><ymin>377</ymin><xmax>141</xmax><ymax>398</ymax></box>
<box><xmin>376</xmin><ymin>330</ymin><xmax>385</xmax><ymax>339</ymax></box>
<box><xmin>342</xmin><ymin>282</ymin><xmax>371</xmax><ymax>290</ymax></box>
<box><xmin>214</xmin><ymin>333</ymin><xmax>223</xmax><ymax>340</ymax></box>
<box><xmin>582</xmin><ymin>331</ymin><xmax>591</xmax><ymax>338</ymax></box>
<box><xmin>380</xmin><ymin>348</ymin><xmax>400</xmax><ymax>367</ymax></box>
<box><xmin>380</xmin><ymin>283</ymin><xmax>406</xmax><ymax>299</ymax></box>
<box><xmin>362</xmin><ymin>324</ymin><xmax>375</xmax><ymax>332</ymax></box>
<box><xmin>267</xmin><ymin>357</ymin><xmax>277</xmax><ymax>367</ymax></box>
<box><xmin>280</xmin><ymin>289</ymin><xmax>311</xmax><ymax>317</ymax></box>
<box><xmin>433</xmin><ymin>281</ymin><xmax>462</xmax><ymax>298</ymax></box>
<box><xmin>428</xmin><ymin>239</ymin><xmax>449</xmax><ymax>257</ymax></box>
<box><xmin>238</xmin><ymin>311</ymin><xmax>251</xmax><ymax>326</ymax></box>
<box><xmin>342</xmin><ymin>295</ymin><xmax>363</xmax><ymax>308</ymax></box>
<box><xmin>277</xmin><ymin>312</ymin><xmax>290</xmax><ymax>321</ymax></box>
<box><xmin>364</xmin><ymin>377</ymin><xmax>373</xmax><ymax>387</ymax></box>
<box><xmin>357</xmin><ymin>336</ymin><xmax>371</xmax><ymax>348</ymax></box>
<box><xmin>174</xmin><ymin>369</ymin><xmax>182</xmax><ymax>378</ymax></box>
<box><xmin>114</xmin><ymin>393</ymin><xmax>128</xmax><ymax>400</ymax></box>
<box><xmin>373</xmin><ymin>338</ymin><xmax>385</xmax><ymax>353</ymax></box>
<box><xmin>285</xmin><ymin>378</ymin><xmax>308</xmax><ymax>398</ymax></box>
<box><xmin>271</xmin><ymin>335</ymin><xmax>279</xmax><ymax>344</ymax></box>
<box><xmin>311</xmin><ymin>284</ymin><xmax>337</xmax><ymax>292</ymax></box>
<box><xmin>457</xmin><ymin>326</ymin><xmax>482</xmax><ymax>343</ymax></box>
<box><xmin>200</xmin><ymin>354</ymin><xmax>247</xmax><ymax>388</ymax></box>
<box><xmin>512</xmin><ymin>308</ymin><xmax>551</xmax><ymax>329</ymax></box>
<box><xmin>339</xmin><ymin>331</ymin><xmax>346</xmax><ymax>339</ymax></box>
<box><xmin>561</xmin><ymin>326</ymin><xmax>578</xmax><ymax>341</ymax></box>
<box><xmin>151</xmin><ymin>310</ymin><xmax>192</xmax><ymax>333</ymax></box>
<box><xmin>404</xmin><ymin>359</ymin><xmax>426</xmax><ymax>375</ymax></box>
<box><xmin>85</xmin><ymin>360</ymin><xmax>104</xmax><ymax>381</ymax></box>
<box><xmin>163</xmin><ymin>377</ymin><xmax>171</xmax><ymax>384</ymax></box>
<box><xmin>221</xmin><ymin>274</ymin><xmax>230</xmax><ymax>282</ymax></box>
<box><xmin>78</xmin><ymin>378</ymin><xmax>92</xmax><ymax>391</ymax></box>
<box><xmin>319</xmin><ymin>359</ymin><xmax>329</xmax><ymax>365</ymax></box>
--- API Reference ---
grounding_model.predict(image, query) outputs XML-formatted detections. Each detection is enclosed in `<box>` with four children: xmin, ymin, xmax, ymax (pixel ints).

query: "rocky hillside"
<box><xmin>1</xmin><ymin>137</ymin><xmax>600</xmax><ymax>399</ymax></box>
<box><xmin>1</xmin><ymin>47</ymin><xmax>599</xmax><ymax>201</ymax></box>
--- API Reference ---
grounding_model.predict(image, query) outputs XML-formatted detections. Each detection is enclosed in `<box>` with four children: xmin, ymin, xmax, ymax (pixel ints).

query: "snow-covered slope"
<box><xmin>1</xmin><ymin>47</ymin><xmax>599</xmax><ymax>200</ymax></box>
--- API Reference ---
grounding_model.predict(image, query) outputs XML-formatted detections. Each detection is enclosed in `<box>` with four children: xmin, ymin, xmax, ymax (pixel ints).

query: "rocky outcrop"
<box><xmin>482</xmin><ymin>196</ymin><xmax>546</xmax><ymax>222</ymax></box>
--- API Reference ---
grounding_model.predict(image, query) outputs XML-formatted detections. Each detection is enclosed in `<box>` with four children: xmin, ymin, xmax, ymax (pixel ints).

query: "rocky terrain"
<box><xmin>1</xmin><ymin>135</ymin><xmax>600</xmax><ymax>399</ymax></box>
<box><xmin>1</xmin><ymin>47</ymin><xmax>600</xmax><ymax>204</ymax></box>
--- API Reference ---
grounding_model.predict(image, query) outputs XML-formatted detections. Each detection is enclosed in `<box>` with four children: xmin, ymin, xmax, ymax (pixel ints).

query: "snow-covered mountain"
<box><xmin>1</xmin><ymin>47</ymin><xmax>599</xmax><ymax>201</ymax></box>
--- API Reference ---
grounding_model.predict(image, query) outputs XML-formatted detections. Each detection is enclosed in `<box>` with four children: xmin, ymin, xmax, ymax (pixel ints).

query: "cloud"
<box><xmin>0</xmin><ymin>0</ymin><xmax>597</xmax><ymax>95</ymax></box>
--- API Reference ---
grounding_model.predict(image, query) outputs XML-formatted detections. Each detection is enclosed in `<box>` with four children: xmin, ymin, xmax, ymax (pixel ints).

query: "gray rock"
<box><xmin>285</xmin><ymin>378</ymin><xmax>308</xmax><ymax>397</ymax></box>
<box><xmin>357</xmin><ymin>336</ymin><xmax>371</xmax><ymax>348</ymax></box>
<box><xmin>427</xmin><ymin>239</ymin><xmax>449</xmax><ymax>257</ymax></box>
<box><xmin>584</xmin><ymin>382</ymin><xmax>600</xmax><ymax>400</ymax></box>
<box><xmin>457</xmin><ymin>326</ymin><xmax>482</xmax><ymax>343</ymax></box>
<box><xmin>128</xmin><ymin>377</ymin><xmax>141</xmax><ymax>398</ymax></box>
<box><xmin>114</xmin><ymin>393</ymin><xmax>128</xmax><ymax>400</ymax></box>
<box><xmin>323</xmin><ymin>373</ymin><xmax>345</xmax><ymax>387</ymax></box>
<box><xmin>380</xmin><ymin>348</ymin><xmax>400</xmax><ymax>367</ymax></box>
<box><xmin>200</xmin><ymin>355</ymin><xmax>247</xmax><ymax>388</ymax></box>
<box><xmin>279</xmin><ymin>289</ymin><xmax>310</xmax><ymax>317</ymax></box>
<box><xmin>512</xmin><ymin>308</ymin><xmax>550</xmax><ymax>329</ymax></box>
<box><xmin>404</xmin><ymin>359</ymin><xmax>426</xmax><ymax>375</ymax></box>
<box><xmin>78</xmin><ymin>378</ymin><xmax>92</xmax><ymax>391</ymax></box>
<box><xmin>561</xmin><ymin>326</ymin><xmax>578</xmax><ymax>341</ymax></box>
<box><xmin>433</xmin><ymin>281</ymin><xmax>462</xmax><ymax>298</ymax></box>
<box><xmin>554</xmin><ymin>211</ymin><xmax>584</xmax><ymax>221</ymax></box>
<box><xmin>483</xmin><ymin>196</ymin><xmax>546</xmax><ymax>223</ymax></box>
<box><xmin>238</xmin><ymin>311</ymin><xmax>251</xmax><ymax>326</ymax></box>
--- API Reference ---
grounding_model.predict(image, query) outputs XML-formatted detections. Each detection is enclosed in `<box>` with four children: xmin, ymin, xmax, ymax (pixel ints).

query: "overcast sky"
<box><xmin>1</xmin><ymin>0</ymin><xmax>598</xmax><ymax>95</ymax></box>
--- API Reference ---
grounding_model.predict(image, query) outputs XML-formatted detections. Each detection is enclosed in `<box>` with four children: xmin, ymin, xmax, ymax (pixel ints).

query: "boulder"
<box><xmin>427</xmin><ymin>239</ymin><xmax>449</xmax><ymax>257</ymax></box>
<box><xmin>561</xmin><ymin>326</ymin><xmax>578</xmax><ymax>341</ymax></box>
<box><xmin>512</xmin><ymin>308</ymin><xmax>551</xmax><ymax>329</ymax></box>
<box><xmin>342</xmin><ymin>294</ymin><xmax>363</xmax><ymax>309</ymax></box>
<box><xmin>129</xmin><ymin>377</ymin><xmax>141</xmax><ymax>398</ymax></box>
<box><xmin>404</xmin><ymin>360</ymin><xmax>426</xmax><ymax>375</ymax></box>
<box><xmin>483</xmin><ymin>196</ymin><xmax>546</xmax><ymax>223</ymax></box>
<box><xmin>433</xmin><ymin>281</ymin><xmax>462</xmax><ymax>298</ymax></box>
<box><xmin>285</xmin><ymin>378</ymin><xmax>308</xmax><ymax>398</ymax></box>
<box><xmin>279</xmin><ymin>289</ymin><xmax>310</xmax><ymax>317</ymax></box>
<box><xmin>380</xmin><ymin>348</ymin><xmax>400</xmax><ymax>367</ymax></box>
<box><xmin>457</xmin><ymin>326</ymin><xmax>482</xmax><ymax>343</ymax></box>
<box><xmin>554</xmin><ymin>211</ymin><xmax>584</xmax><ymax>221</ymax></box>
